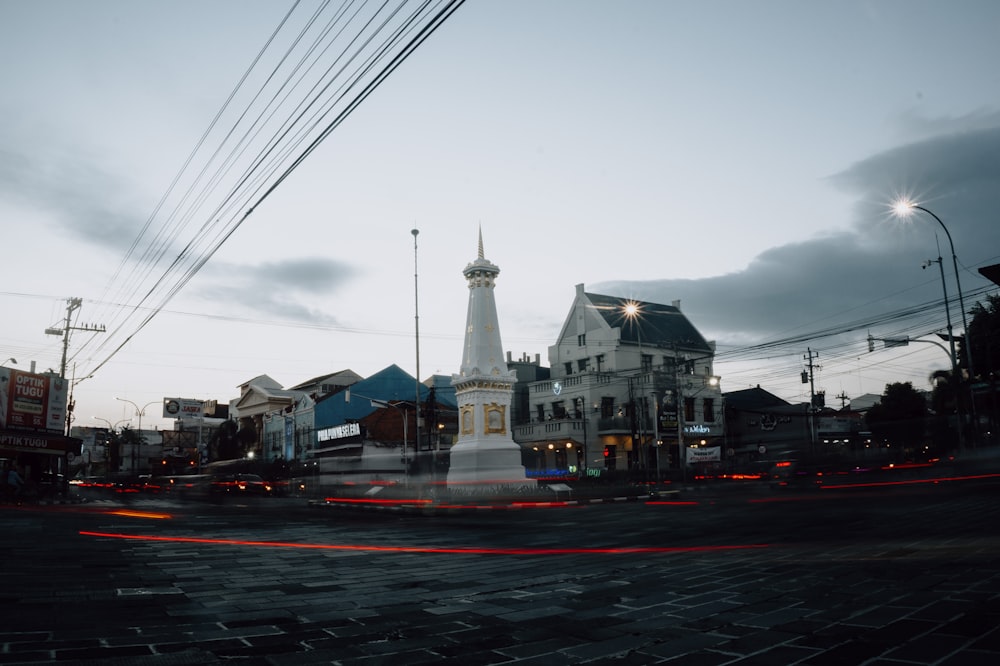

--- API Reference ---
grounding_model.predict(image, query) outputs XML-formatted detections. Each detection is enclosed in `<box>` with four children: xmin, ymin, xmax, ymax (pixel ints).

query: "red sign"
<box><xmin>0</xmin><ymin>369</ymin><xmax>68</xmax><ymax>434</ymax></box>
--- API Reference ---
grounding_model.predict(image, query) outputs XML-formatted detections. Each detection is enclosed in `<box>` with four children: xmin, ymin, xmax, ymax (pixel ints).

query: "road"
<box><xmin>2</xmin><ymin>477</ymin><xmax>999</xmax><ymax>665</ymax></box>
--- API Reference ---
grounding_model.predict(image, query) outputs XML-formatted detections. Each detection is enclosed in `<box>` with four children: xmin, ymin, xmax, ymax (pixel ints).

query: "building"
<box><xmin>512</xmin><ymin>284</ymin><xmax>723</xmax><ymax>479</ymax></box>
<box><xmin>232</xmin><ymin>371</ymin><xmax>361</xmax><ymax>461</ymax></box>
<box><xmin>722</xmin><ymin>386</ymin><xmax>809</xmax><ymax>468</ymax></box>
<box><xmin>306</xmin><ymin>364</ymin><xmax>457</xmax><ymax>484</ymax></box>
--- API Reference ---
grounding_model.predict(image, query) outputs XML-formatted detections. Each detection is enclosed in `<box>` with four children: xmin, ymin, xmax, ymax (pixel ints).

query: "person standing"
<box><xmin>0</xmin><ymin>374</ymin><xmax>9</xmax><ymax>428</ymax></box>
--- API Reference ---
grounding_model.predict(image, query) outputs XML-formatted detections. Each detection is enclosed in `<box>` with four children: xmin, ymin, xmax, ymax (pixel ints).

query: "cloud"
<box><xmin>195</xmin><ymin>257</ymin><xmax>359</xmax><ymax>325</ymax></box>
<box><xmin>593</xmin><ymin>119</ymin><xmax>1000</xmax><ymax>350</ymax></box>
<box><xmin>0</xmin><ymin>143</ymin><xmax>146</xmax><ymax>254</ymax></box>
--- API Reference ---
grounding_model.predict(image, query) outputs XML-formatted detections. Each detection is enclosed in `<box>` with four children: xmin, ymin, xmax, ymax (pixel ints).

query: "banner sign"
<box><xmin>163</xmin><ymin>398</ymin><xmax>206</xmax><ymax>418</ymax></box>
<box><xmin>0</xmin><ymin>368</ymin><xmax>68</xmax><ymax>434</ymax></box>
<box><xmin>0</xmin><ymin>430</ymin><xmax>81</xmax><ymax>455</ymax></box>
<box><xmin>686</xmin><ymin>446</ymin><xmax>722</xmax><ymax>463</ymax></box>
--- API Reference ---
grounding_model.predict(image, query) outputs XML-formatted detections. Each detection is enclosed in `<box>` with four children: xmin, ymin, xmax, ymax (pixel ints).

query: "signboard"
<box><xmin>683</xmin><ymin>423</ymin><xmax>724</xmax><ymax>437</ymax></box>
<box><xmin>317</xmin><ymin>422</ymin><xmax>362</xmax><ymax>442</ymax></box>
<box><xmin>686</xmin><ymin>446</ymin><xmax>722</xmax><ymax>463</ymax></box>
<box><xmin>163</xmin><ymin>398</ymin><xmax>206</xmax><ymax>419</ymax></box>
<box><xmin>0</xmin><ymin>430</ymin><xmax>81</xmax><ymax>455</ymax></box>
<box><xmin>0</xmin><ymin>368</ymin><xmax>68</xmax><ymax>434</ymax></box>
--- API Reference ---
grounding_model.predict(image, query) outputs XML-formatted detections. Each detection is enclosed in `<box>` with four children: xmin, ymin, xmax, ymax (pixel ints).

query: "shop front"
<box><xmin>1</xmin><ymin>367</ymin><xmax>81</xmax><ymax>501</ymax></box>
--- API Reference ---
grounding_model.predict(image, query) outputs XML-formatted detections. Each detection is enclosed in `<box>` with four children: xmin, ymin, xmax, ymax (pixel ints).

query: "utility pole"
<box><xmin>44</xmin><ymin>297</ymin><xmax>105</xmax><ymax>435</ymax></box>
<box><xmin>45</xmin><ymin>297</ymin><xmax>106</xmax><ymax>379</ymax></box>
<box><xmin>803</xmin><ymin>348</ymin><xmax>820</xmax><ymax>455</ymax></box>
<box><xmin>836</xmin><ymin>392</ymin><xmax>849</xmax><ymax>409</ymax></box>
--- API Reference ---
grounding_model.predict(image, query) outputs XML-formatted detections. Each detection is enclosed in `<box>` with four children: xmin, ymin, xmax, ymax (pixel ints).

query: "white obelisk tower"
<box><xmin>447</xmin><ymin>229</ymin><xmax>535</xmax><ymax>490</ymax></box>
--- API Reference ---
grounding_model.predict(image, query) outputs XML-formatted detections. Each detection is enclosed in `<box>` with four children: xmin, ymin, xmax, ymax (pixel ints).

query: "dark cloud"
<box><xmin>0</xmin><ymin>144</ymin><xmax>144</xmax><ymax>253</ymax></box>
<box><xmin>196</xmin><ymin>257</ymin><xmax>359</xmax><ymax>325</ymax></box>
<box><xmin>595</xmin><ymin>121</ymin><xmax>1000</xmax><ymax>352</ymax></box>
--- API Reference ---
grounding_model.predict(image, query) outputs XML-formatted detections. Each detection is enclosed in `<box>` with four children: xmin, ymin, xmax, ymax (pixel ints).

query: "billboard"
<box><xmin>162</xmin><ymin>398</ymin><xmax>206</xmax><ymax>419</ymax></box>
<box><xmin>0</xmin><ymin>368</ymin><xmax>68</xmax><ymax>434</ymax></box>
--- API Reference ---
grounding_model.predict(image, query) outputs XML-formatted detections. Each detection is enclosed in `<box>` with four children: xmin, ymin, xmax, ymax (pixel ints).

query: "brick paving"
<box><xmin>2</xmin><ymin>476</ymin><xmax>999</xmax><ymax>665</ymax></box>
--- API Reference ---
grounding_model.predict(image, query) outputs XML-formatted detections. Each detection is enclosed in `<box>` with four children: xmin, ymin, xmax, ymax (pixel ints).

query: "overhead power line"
<box><xmin>71</xmin><ymin>0</ymin><xmax>468</xmax><ymax>383</ymax></box>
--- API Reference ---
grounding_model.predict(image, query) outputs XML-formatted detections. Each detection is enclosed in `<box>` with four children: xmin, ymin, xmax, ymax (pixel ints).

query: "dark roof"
<box><xmin>722</xmin><ymin>386</ymin><xmax>790</xmax><ymax>411</ymax></box>
<box><xmin>288</xmin><ymin>369</ymin><xmax>360</xmax><ymax>392</ymax></box>
<box><xmin>979</xmin><ymin>263</ymin><xmax>1000</xmax><ymax>287</ymax></box>
<box><xmin>585</xmin><ymin>292</ymin><xmax>712</xmax><ymax>353</ymax></box>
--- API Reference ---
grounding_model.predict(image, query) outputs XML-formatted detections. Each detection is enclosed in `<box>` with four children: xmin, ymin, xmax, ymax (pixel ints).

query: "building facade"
<box><xmin>512</xmin><ymin>284</ymin><xmax>724</xmax><ymax>479</ymax></box>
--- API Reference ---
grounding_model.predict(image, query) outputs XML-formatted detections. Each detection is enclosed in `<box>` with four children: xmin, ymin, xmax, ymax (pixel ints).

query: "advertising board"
<box><xmin>0</xmin><ymin>368</ymin><xmax>68</xmax><ymax>434</ymax></box>
<box><xmin>162</xmin><ymin>398</ymin><xmax>206</xmax><ymax>419</ymax></box>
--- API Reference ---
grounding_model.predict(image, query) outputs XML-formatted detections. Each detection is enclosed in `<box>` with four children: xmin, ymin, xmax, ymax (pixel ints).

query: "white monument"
<box><xmin>447</xmin><ymin>229</ymin><xmax>535</xmax><ymax>490</ymax></box>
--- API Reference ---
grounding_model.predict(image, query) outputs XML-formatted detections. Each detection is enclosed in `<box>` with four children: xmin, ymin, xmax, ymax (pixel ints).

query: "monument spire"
<box><xmin>448</xmin><ymin>229</ymin><xmax>534</xmax><ymax>490</ymax></box>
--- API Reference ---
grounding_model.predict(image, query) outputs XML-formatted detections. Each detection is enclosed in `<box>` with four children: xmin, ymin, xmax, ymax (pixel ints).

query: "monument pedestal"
<box><xmin>446</xmin><ymin>439</ymin><xmax>535</xmax><ymax>489</ymax></box>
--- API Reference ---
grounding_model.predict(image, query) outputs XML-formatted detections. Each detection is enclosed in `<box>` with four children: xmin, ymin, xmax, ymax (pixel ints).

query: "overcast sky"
<box><xmin>2</xmin><ymin>0</ymin><xmax>999</xmax><ymax>431</ymax></box>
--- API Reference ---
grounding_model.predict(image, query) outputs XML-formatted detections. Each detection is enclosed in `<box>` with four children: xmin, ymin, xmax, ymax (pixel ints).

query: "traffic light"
<box><xmin>604</xmin><ymin>445</ymin><xmax>616</xmax><ymax>470</ymax></box>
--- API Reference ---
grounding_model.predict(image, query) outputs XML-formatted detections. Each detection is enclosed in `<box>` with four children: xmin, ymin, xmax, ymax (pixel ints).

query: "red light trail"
<box><xmin>79</xmin><ymin>530</ymin><xmax>770</xmax><ymax>556</ymax></box>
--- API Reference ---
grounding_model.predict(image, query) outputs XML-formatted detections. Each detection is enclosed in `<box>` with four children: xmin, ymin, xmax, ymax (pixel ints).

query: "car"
<box><xmin>210</xmin><ymin>473</ymin><xmax>272</xmax><ymax>496</ymax></box>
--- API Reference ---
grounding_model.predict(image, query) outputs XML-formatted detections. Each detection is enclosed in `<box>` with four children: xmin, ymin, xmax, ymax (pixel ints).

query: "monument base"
<box><xmin>446</xmin><ymin>439</ymin><xmax>536</xmax><ymax>490</ymax></box>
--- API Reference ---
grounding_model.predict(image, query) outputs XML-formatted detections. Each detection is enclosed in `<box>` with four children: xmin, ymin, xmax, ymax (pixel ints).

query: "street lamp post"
<box><xmin>893</xmin><ymin>201</ymin><xmax>977</xmax><ymax>443</ymax></box>
<box><xmin>346</xmin><ymin>389</ymin><xmax>411</xmax><ymax>484</ymax></box>
<box><xmin>924</xmin><ymin>255</ymin><xmax>965</xmax><ymax>451</ymax></box>
<box><xmin>412</xmin><ymin>228</ymin><xmax>421</xmax><ymax>472</ymax></box>
<box><xmin>894</xmin><ymin>202</ymin><xmax>974</xmax><ymax>377</ymax></box>
<box><xmin>623</xmin><ymin>302</ymin><xmax>647</xmax><ymax>472</ymax></box>
<box><xmin>576</xmin><ymin>396</ymin><xmax>588</xmax><ymax>476</ymax></box>
<box><xmin>92</xmin><ymin>417</ymin><xmax>130</xmax><ymax>478</ymax></box>
<box><xmin>1</xmin><ymin>357</ymin><xmax>16</xmax><ymax>367</ymax></box>
<box><xmin>115</xmin><ymin>398</ymin><xmax>158</xmax><ymax>474</ymax></box>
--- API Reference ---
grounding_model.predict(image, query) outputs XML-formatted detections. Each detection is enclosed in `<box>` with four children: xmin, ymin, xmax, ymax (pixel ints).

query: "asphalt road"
<box><xmin>2</xmin><ymin>477</ymin><xmax>1000</xmax><ymax>665</ymax></box>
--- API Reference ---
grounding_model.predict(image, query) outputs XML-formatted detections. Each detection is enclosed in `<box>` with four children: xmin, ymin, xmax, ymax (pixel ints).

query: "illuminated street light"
<box><xmin>892</xmin><ymin>200</ymin><xmax>973</xmax><ymax>377</ymax></box>
<box><xmin>893</xmin><ymin>200</ymin><xmax>976</xmax><ymax>445</ymax></box>
<box><xmin>622</xmin><ymin>301</ymin><xmax>647</xmax><ymax>472</ymax></box>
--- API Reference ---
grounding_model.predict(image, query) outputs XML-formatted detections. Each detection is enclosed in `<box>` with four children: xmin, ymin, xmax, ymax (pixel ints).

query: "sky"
<box><xmin>2</xmin><ymin>0</ymin><xmax>999</xmax><ymax>432</ymax></box>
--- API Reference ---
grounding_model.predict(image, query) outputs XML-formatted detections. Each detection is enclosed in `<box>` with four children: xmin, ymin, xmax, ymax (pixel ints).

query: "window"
<box><xmin>536</xmin><ymin>404</ymin><xmax>546</xmax><ymax>422</ymax></box>
<box><xmin>577</xmin><ymin>358</ymin><xmax>589</xmax><ymax>372</ymax></box>
<box><xmin>600</xmin><ymin>396</ymin><xmax>615</xmax><ymax>418</ymax></box>
<box><xmin>684</xmin><ymin>397</ymin><xmax>695</xmax><ymax>423</ymax></box>
<box><xmin>564</xmin><ymin>362</ymin><xmax>573</xmax><ymax>375</ymax></box>
<box><xmin>703</xmin><ymin>398</ymin><xmax>715</xmax><ymax>422</ymax></box>
<box><xmin>577</xmin><ymin>334</ymin><xmax>586</xmax><ymax>346</ymax></box>
<box><xmin>596</xmin><ymin>354</ymin><xmax>605</xmax><ymax>372</ymax></box>
<box><xmin>552</xmin><ymin>401</ymin><xmax>566</xmax><ymax>419</ymax></box>
<box><xmin>641</xmin><ymin>353</ymin><xmax>652</xmax><ymax>372</ymax></box>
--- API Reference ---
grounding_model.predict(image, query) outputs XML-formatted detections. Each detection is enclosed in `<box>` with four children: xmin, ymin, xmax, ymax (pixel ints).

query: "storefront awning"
<box><xmin>0</xmin><ymin>430</ymin><xmax>82</xmax><ymax>456</ymax></box>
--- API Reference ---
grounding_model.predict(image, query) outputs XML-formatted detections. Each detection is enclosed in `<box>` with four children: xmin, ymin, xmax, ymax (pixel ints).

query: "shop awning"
<box><xmin>0</xmin><ymin>430</ymin><xmax>82</xmax><ymax>456</ymax></box>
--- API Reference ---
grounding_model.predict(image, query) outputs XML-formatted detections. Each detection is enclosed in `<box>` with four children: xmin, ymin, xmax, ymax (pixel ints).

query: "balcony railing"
<box><xmin>512</xmin><ymin>418</ymin><xmax>585</xmax><ymax>444</ymax></box>
<box><xmin>596</xmin><ymin>415</ymin><xmax>654</xmax><ymax>434</ymax></box>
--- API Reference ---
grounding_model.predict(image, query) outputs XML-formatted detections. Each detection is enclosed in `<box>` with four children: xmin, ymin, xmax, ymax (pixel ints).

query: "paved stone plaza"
<box><xmin>2</xmin><ymin>476</ymin><xmax>1000</xmax><ymax>665</ymax></box>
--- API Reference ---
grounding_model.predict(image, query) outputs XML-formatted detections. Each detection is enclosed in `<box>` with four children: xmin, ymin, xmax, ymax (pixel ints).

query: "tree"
<box><xmin>929</xmin><ymin>370</ymin><xmax>960</xmax><ymax>454</ymax></box>
<box><xmin>865</xmin><ymin>382</ymin><xmax>928</xmax><ymax>460</ymax></box>
<box><xmin>117</xmin><ymin>426</ymin><xmax>143</xmax><ymax>473</ymax></box>
<box><xmin>964</xmin><ymin>293</ymin><xmax>1000</xmax><ymax>380</ymax></box>
<box><xmin>210</xmin><ymin>419</ymin><xmax>241</xmax><ymax>461</ymax></box>
<box><xmin>964</xmin><ymin>293</ymin><xmax>1000</xmax><ymax>438</ymax></box>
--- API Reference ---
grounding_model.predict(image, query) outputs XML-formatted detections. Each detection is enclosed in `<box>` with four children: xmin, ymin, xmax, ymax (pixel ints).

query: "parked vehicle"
<box><xmin>210</xmin><ymin>473</ymin><xmax>272</xmax><ymax>496</ymax></box>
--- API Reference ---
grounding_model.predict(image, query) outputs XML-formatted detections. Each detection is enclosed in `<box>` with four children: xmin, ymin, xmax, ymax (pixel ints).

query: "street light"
<box><xmin>1</xmin><ymin>357</ymin><xmax>15</xmax><ymax>367</ymax></box>
<box><xmin>576</xmin><ymin>396</ymin><xmax>588</xmax><ymax>476</ymax></box>
<box><xmin>345</xmin><ymin>388</ymin><xmax>411</xmax><ymax>484</ymax></box>
<box><xmin>892</xmin><ymin>201</ymin><xmax>974</xmax><ymax>378</ymax></box>
<box><xmin>93</xmin><ymin>416</ymin><xmax>131</xmax><ymax>430</ymax></box>
<box><xmin>115</xmin><ymin>398</ymin><xmax>159</xmax><ymax>474</ymax></box>
<box><xmin>412</xmin><ymin>228</ymin><xmax>421</xmax><ymax>465</ymax></box>
<box><xmin>893</xmin><ymin>200</ymin><xmax>976</xmax><ymax>443</ymax></box>
<box><xmin>622</xmin><ymin>301</ymin><xmax>648</xmax><ymax>472</ymax></box>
